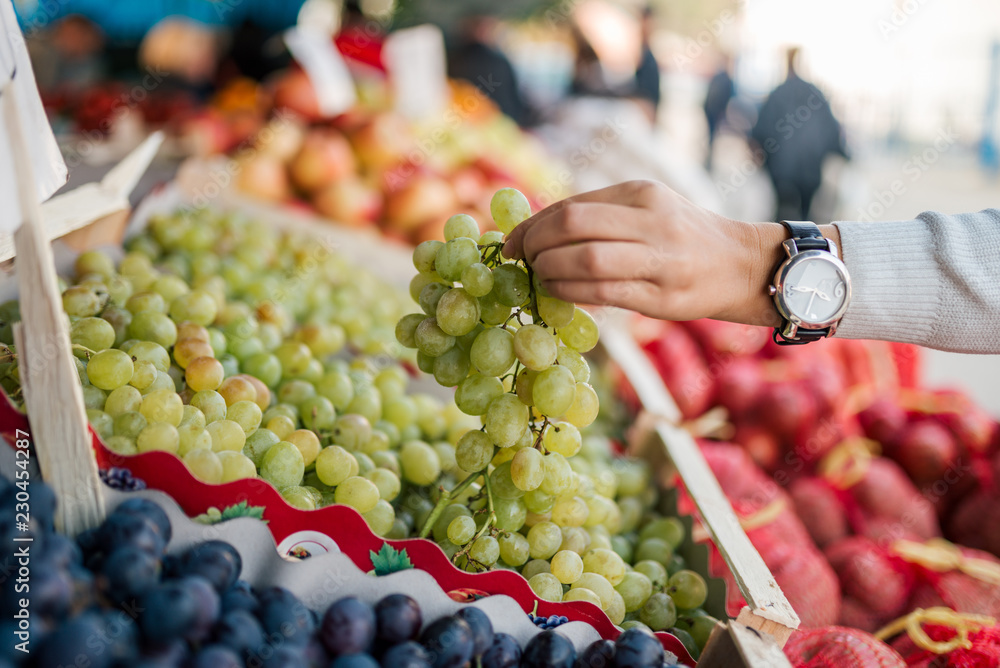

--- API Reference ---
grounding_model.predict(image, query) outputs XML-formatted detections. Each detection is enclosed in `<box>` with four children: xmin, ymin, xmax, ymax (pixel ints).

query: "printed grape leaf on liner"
<box><xmin>369</xmin><ymin>543</ymin><xmax>414</xmax><ymax>576</ymax></box>
<box><xmin>194</xmin><ymin>501</ymin><xmax>268</xmax><ymax>525</ymax></box>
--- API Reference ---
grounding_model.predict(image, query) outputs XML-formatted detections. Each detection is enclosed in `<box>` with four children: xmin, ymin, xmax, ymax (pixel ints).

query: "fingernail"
<box><xmin>502</xmin><ymin>241</ymin><xmax>513</xmax><ymax>258</ymax></box>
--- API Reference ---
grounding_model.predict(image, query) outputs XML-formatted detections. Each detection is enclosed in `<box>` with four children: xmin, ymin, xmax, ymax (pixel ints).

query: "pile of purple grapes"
<box><xmin>529</xmin><ymin>613</ymin><xmax>569</xmax><ymax>630</ymax></box>
<box><xmin>99</xmin><ymin>467</ymin><xmax>146</xmax><ymax>491</ymax></box>
<box><xmin>0</xmin><ymin>478</ymin><xmax>685</xmax><ymax>668</ymax></box>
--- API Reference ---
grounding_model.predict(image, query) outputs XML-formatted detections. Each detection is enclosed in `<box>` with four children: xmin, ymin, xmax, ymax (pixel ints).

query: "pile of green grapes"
<box><xmin>391</xmin><ymin>189</ymin><xmax>718</xmax><ymax>654</ymax></box>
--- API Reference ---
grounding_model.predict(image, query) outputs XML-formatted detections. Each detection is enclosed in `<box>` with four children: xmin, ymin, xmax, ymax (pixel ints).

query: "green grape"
<box><xmin>469</xmin><ymin>535</ymin><xmax>500</xmax><ymax>567</ymax></box>
<box><xmin>277</xmin><ymin>380</ymin><xmax>316</xmax><ymax>406</ymax></box>
<box><xmin>394</xmin><ymin>314</ymin><xmax>425</xmax><ymax>349</ymax></box>
<box><xmin>606</xmin><ymin>591</ymin><xmax>627</xmax><ymax>625</ymax></box>
<box><xmin>563</xmin><ymin>383</ymin><xmax>599</xmax><ymax>428</ymax></box>
<box><xmin>227</xmin><ymin>400</ymin><xmax>263</xmax><ymax>435</ymax></box>
<box><xmin>489</xmin><ymin>461</ymin><xmax>523</xmax><ymax>500</ymax></box>
<box><xmin>454</xmin><ymin>375</ymin><xmax>503</xmax><ymax>416</ymax></box>
<box><xmin>87</xmin><ymin>410</ymin><xmax>114</xmax><ymax>441</ymax></box>
<box><xmin>571</xmin><ymin>572</ymin><xmax>616</xmax><ymax>609</ymax></box>
<box><xmin>100</xmin><ymin>306</ymin><xmax>132</xmax><ymax>346</ymax></box>
<box><xmin>334</xmin><ymin>476</ymin><xmax>380</xmax><ymax>513</ymax></box>
<box><xmin>129</xmin><ymin>360</ymin><xmax>158</xmax><ymax>390</ymax></box>
<box><xmin>479</xmin><ymin>230</ymin><xmax>504</xmax><ymax>246</ymax></box>
<box><xmin>519</xmin><ymin>325</ymin><xmax>559</xmax><ymax>369</ymax></box>
<box><xmin>409</xmin><ymin>271</ymin><xmax>444</xmax><ymax>303</ymax></box>
<box><xmin>370</xmin><ymin>449</ymin><xmax>400</xmax><ymax>475</ymax></box>
<box><xmin>260</xmin><ymin>440</ymin><xmax>305</xmax><ymax>489</ymax></box>
<box><xmin>127</xmin><ymin>311</ymin><xmax>178</xmax><ymax>348</ymax></box>
<box><xmin>139</xmin><ymin>389</ymin><xmax>183</xmax><ymax>426</ymax></box>
<box><xmin>556</xmin><ymin>347</ymin><xmax>591</xmax><ymax>383</ymax></box>
<box><xmin>514</xmin><ymin>369</ymin><xmax>537</xmax><ymax>406</ymax></box>
<box><xmin>104</xmin><ymin>385</ymin><xmax>142</xmax><ymax>417</ymax></box>
<box><xmin>435</xmin><ymin>237</ymin><xmax>479</xmax><ymax>282</ymax></box>
<box><xmin>191</xmin><ymin>390</ymin><xmax>228</xmax><ymax>424</ymax></box>
<box><xmin>527</xmin><ymin>521</ymin><xmax>562</xmax><ymax>559</ymax></box>
<box><xmin>521</xmin><ymin>559</ymin><xmax>551</xmax><ymax>581</ymax></box>
<box><xmin>169</xmin><ymin>290</ymin><xmax>218</xmax><ymax>326</ymax></box>
<box><xmin>177</xmin><ymin>423</ymin><xmax>213</xmax><ymax>456</ymax></box>
<box><xmin>151</xmin><ymin>274</ymin><xmax>189</xmax><ymax>303</ymax></box>
<box><xmin>316</xmin><ymin>371</ymin><xmax>354</xmax><ymax>410</ymax></box>
<box><xmin>611</xmin><ymin>536</ymin><xmax>632</xmax><ymax>564</ymax></box>
<box><xmin>416</xmin><ymin>352</ymin><xmax>434</xmax><ymax>374</ymax></box>
<box><xmin>281</xmin><ymin>485</ymin><xmax>317</xmax><ymax>510</ymax></box>
<box><xmin>470</xmin><ymin>328</ymin><xmax>515</xmax><ymax>377</ymax></box>
<box><xmin>62</xmin><ymin>286</ymin><xmax>103</xmax><ymax>317</ymax></box>
<box><xmin>432</xmin><ymin>504</ymin><xmax>473</xmax><ymax>542</ymax></box>
<box><xmin>419</xmin><ymin>283</ymin><xmax>451</xmax><ymax>317</ymax></box>
<box><xmin>668</xmin><ymin>570</ymin><xmax>708</xmax><ymax>610</ymax></box>
<box><xmin>460</xmin><ymin>263</ymin><xmax>493</xmax><ymax>297</ymax></box>
<box><xmin>447</xmin><ymin>515</ymin><xmax>476</xmax><ymax>545</ymax></box>
<box><xmin>560</xmin><ymin>308</ymin><xmax>599</xmax><ymax>353</ymax></box>
<box><xmin>81</xmin><ymin>386</ymin><xmax>108</xmax><ymax>411</ymax></box>
<box><xmin>413</xmin><ymin>240</ymin><xmax>444</xmax><ymax>273</ymax></box>
<box><xmin>524</xmin><ymin>489</ymin><xmax>555</xmax><ymax>514</ymax></box>
<box><xmin>87</xmin><ymin>349</ymin><xmax>134</xmax><ymax>390</ymax></box>
<box><xmin>299</xmin><ymin>396</ymin><xmax>335</xmax><ymax>432</ymax></box>
<box><xmin>490</xmin><ymin>188</ymin><xmax>531</xmax><ymax>235</ymax></box>
<box><xmin>206</xmin><ymin>419</ymin><xmax>247</xmax><ymax>452</ymax></box>
<box><xmin>275</xmin><ymin>342</ymin><xmax>313</xmax><ymax>378</ymax></box>
<box><xmin>499</xmin><ymin>531</ymin><xmax>530</xmax><ymax>567</ymax></box>
<box><xmin>75</xmin><ymin>250</ymin><xmax>115</xmax><ymax>279</ymax></box>
<box><xmin>104</xmin><ymin>436</ymin><xmax>137</xmax><ymax>455</ymax></box>
<box><xmin>552</xmin><ymin>496</ymin><xmax>589</xmax><ymax>528</ymax></box>
<box><xmin>413</xmin><ymin>393</ymin><xmax>446</xmax><ymax>436</ymax></box>
<box><xmin>383</xmin><ymin>396</ymin><xmax>417</xmax><ymax>429</ymax></box>
<box><xmin>243</xmin><ymin>428</ymin><xmax>280</xmax><ymax>466</ymax></box>
<box><xmin>353</xmin><ymin>451</ymin><xmax>375</xmax><ymax>476</ymax></box>
<box><xmin>185</xmin><ymin>357</ymin><xmax>225</xmax><ymax>392</ymax></box>
<box><xmin>640</xmin><ymin>517</ymin><xmax>687</xmax><ymax>549</ymax></box>
<box><xmin>615</xmin><ymin>460</ymin><xmax>649</xmax><ymax>497</ymax></box>
<box><xmin>365</xmin><ymin>428</ymin><xmax>394</xmax><ymax>453</ymax></box>
<box><xmin>455</xmin><ymin>430</ymin><xmax>494</xmax><ymax>473</ymax></box>
<box><xmin>436</xmin><ymin>288</ymin><xmax>480</xmax><ymax>337</ymax></box>
<box><xmin>364</xmin><ymin>468</ymin><xmax>401</xmax><ymax>502</ymax></box>
<box><xmin>207</xmin><ymin>328</ymin><xmax>227</xmax><ymax>356</ymax></box>
<box><xmin>70</xmin><ymin>317</ymin><xmax>116</xmax><ymax>354</ymax></box>
<box><xmin>432</xmin><ymin>346</ymin><xmax>471</xmax><ymax>387</ymax></box>
<box><xmin>374</xmin><ymin>366</ymin><xmax>408</xmax><ymax>399</ymax></box>
<box><xmin>414</xmin><ymin>318</ymin><xmax>455</xmax><ymax>358</ymax></box>
<box><xmin>184</xmin><ymin>448</ymin><xmax>223</xmax><ymax>483</ymax></box>
<box><xmin>331</xmin><ymin>414</ymin><xmax>372</xmax><ymax>451</ymax></box>
<box><xmin>313</xmin><ymin>445</ymin><xmax>353</xmax><ymax>486</ymax></box>
<box><xmin>362</xmin><ymin>500</ymin><xmax>395</xmax><ymax>536</ymax></box>
<box><xmin>616</xmin><ymin>571</ymin><xmax>654</xmax><ymax>613</ymax></box>
<box><xmin>536</xmin><ymin>294</ymin><xmax>574</xmax><ymax>328</ymax></box>
<box><xmin>618</xmin><ymin>497</ymin><xmax>644</xmax><ymax>534</ymax></box>
<box><xmin>540</xmin><ymin>452</ymin><xmax>573</xmax><ymax>496</ymax></box>
<box><xmin>113</xmin><ymin>411</ymin><xmax>147</xmax><ymax>440</ymax></box>
<box><xmin>551</xmin><ymin>550</ymin><xmax>584</xmax><ymax>584</ymax></box>
<box><xmin>559</xmin><ymin>526</ymin><xmax>591</xmax><ymax>554</ymax></box>
<box><xmin>543</xmin><ymin>421</ymin><xmax>581</xmax><ymax>457</ymax></box>
<box><xmin>640</xmin><ymin>592</ymin><xmax>677</xmax><ymax>631</ymax></box>
<box><xmin>136</xmin><ymin>422</ymin><xmax>180</xmax><ymax>454</ymax></box>
<box><xmin>510</xmin><ymin>447</ymin><xmax>544</xmax><ymax>491</ymax></box>
<box><xmin>493</xmin><ymin>497</ymin><xmax>527</xmax><ymax>532</ymax></box>
<box><xmin>295</xmin><ymin>323</ymin><xmax>345</xmax><ymax>357</ymax></box>
<box><xmin>678</xmin><ymin>612</ymin><xmax>719</xmax><ymax>651</ymax></box>
<box><xmin>635</xmin><ymin>538</ymin><xmax>673</xmax><ymax>566</ymax></box>
<box><xmin>399</xmin><ymin>441</ymin><xmax>441</xmax><ymax>486</ymax></box>
<box><xmin>491</xmin><ymin>265</ymin><xmax>530</xmax><ymax>307</ymax></box>
<box><xmin>227</xmin><ymin>336</ymin><xmax>264</xmax><ymax>362</ymax></box>
<box><xmin>484</xmin><ymin>394</ymin><xmax>528</xmax><ymax>448</ymax></box>
<box><xmin>587</xmin><ymin>526</ymin><xmax>613</xmax><ymax>552</ymax></box>
<box><xmin>582</xmin><ymin>548</ymin><xmax>626</xmax><ymax>586</ymax></box>
<box><xmin>129</xmin><ymin>341</ymin><xmax>170</xmax><ymax>372</ymax></box>
<box><xmin>240</xmin><ymin>353</ymin><xmax>281</xmax><ymax>388</ymax></box>
<box><xmin>477</xmin><ymin>292</ymin><xmax>511</xmax><ymax>325</ymax></box>
<box><xmin>532</xmin><ymin>365</ymin><xmax>576</xmax><ymax>417</ymax></box>
<box><xmin>527</xmin><ymin>573</ymin><xmax>562</xmax><ymax>602</ymax></box>
<box><xmin>586</xmin><ymin>496</ymin><xmax>617</xmax><ymax>529</ymax></box>
<box><xmin>444</xmin><ymin>213</ymin><xmax>480</xmax><ymax>241</ymax></box>
<box><xmin>563</xmin><ymin>588</ymin><xmax>602</xmax><ymax>607</ymax></box>
<box><xmin>283</xmin><ymin>430</ymin><xmax>320</xmax><ymax>467</ymax></box>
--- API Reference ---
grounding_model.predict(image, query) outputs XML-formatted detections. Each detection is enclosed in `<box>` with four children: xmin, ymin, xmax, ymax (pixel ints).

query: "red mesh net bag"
<box><xmin>877</xmin><ymin>607</ymin><xmax>1000</xmax><ymax>667</ymax></box>
<box><xmin>890</xmin><ymin>539</ymin><xmax>1000</xmax><ymax>619</ymax></box>
<box><xmin>785</xmin><ymin>626</ymin><xmax>906</xmax><ymax>667</ymax></box>
<box><xmin>824</xmin><ymin>536</ymin><xmax>917</xmax><ymax>632</ymax></box>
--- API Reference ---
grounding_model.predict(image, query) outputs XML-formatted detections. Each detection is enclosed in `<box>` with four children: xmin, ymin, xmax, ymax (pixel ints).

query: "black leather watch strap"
<box><xmin>773</xmin><ymin>327</ymin><xmax>830</xmax><ymax>346</ymax></box>
<box><xmin>780</xmin><ymin>220</ymin><xmax>829</xmax><ymax>251</ymax></box>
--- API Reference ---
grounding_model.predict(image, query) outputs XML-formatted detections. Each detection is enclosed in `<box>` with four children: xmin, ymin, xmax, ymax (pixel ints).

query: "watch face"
<box><xmin>782</xmin><ymin>255</ymin><xmax>849</xmax><ymax>325</ymax></box>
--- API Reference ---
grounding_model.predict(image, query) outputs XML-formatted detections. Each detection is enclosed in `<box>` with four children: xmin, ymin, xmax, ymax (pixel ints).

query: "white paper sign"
<box><xmin>383</xmin><ymin>24</ymin><xmax>448</xmax><ymax>120</ymax></box>
<box><xmin>284</xmin><ymin>27</ymin><xmax>357</xmax><ymax>117</ymax></box>
<box><xmin>0</xmin><ymin>0</ymin><xmax>68</xmax><ymax>232</ymax></box>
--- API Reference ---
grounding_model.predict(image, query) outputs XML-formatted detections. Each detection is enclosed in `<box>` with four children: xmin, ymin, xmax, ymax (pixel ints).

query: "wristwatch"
<box><xmin>768</xmin><ymin>221</ymin><xmax>851</xmax><ymax>345</ymax></box>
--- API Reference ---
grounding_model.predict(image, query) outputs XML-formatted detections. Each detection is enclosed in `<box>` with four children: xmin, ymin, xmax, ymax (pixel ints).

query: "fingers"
<box><xmin>531</xmin><ymin>242</ymin><xmax>665</xmax><ymax>283</ymax></box>
<box><xmin>503</xmin><ymin>181</ymin><xmax>658</xmax><ymax>260</ymax></box>
<box><xmin>506</xmin><ymin>202</ymin><xmax>650</xmax><ymax>265</ymax></box>
<box><xmin>541</xmin><ymin>279</ymin><xmax>661</xmax><ymax>314</ymax></box>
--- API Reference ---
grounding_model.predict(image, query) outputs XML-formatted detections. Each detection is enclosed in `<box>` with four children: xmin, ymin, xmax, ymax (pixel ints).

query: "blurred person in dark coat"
<box><xmin>702</xmin><ymin>54</ymin><xmax>734</xmax><ymax>169</ymax></box>
<box><xmin>632</xmin><ymin>6</ymin><xmax>660</xmax><ymax>122</ymax></box>
<box><xmin>751</xmin><ymin>48</ymin><xmax>847</xmax><ymax>221</ymax></box>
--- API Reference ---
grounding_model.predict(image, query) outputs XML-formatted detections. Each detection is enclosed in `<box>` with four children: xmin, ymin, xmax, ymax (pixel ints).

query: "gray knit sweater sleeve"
<box><xmin>833</xmin><ymin>209</ymin><xmax>1000</xmax><ymax>354</ymax></box>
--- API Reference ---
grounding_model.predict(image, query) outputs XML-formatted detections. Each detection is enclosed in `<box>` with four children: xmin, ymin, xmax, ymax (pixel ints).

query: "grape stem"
<box><xmin>418</xmin><ymin>471</ymin><xmax>481</xmax><ymax>539</ymax></box>
<box><xmin>452</xmin><ymin>474</ymin><xmax>498</xmax><ymax>572</ymax></box>
<box><xmin>71</xmin><ymin>344</ymin><xmax>97</xmax><ymax>358</ymax></box>
<box><xmin>525</xmin><ymin>264</ymin><xmax>545</xmax><ymax>328</ymax></box>
<box><xmin>532</xmin><ymin>417</ymin><xmax>551</xmax><ymax>451</ymax></box>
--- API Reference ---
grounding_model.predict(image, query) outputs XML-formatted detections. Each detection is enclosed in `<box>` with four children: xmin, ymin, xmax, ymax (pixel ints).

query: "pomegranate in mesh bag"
<box><xmin>785</xmin><ymin>626</ymin><xmax>906</xmax><ymax>668</ymax></box>
<box><xmin>879</xmin><ymin>607</ymin><xmax>1000</xmax><ymax>668</ymax></box>
<box><xmin>825</xmin><ymin>536</ymin><xmax>914</xmax><ymax>630</ymax></box>
<box><xmin>890</xmin><ymin>539</ymin><xmax>1000</xmax><ymax>619</ymax></box>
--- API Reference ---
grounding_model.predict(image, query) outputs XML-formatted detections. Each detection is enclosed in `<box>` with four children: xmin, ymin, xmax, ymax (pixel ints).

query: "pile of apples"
<box><xmin>233</xmin><ymin>69</ymin><xmax>565</xmax><ymax>245</ymax></box>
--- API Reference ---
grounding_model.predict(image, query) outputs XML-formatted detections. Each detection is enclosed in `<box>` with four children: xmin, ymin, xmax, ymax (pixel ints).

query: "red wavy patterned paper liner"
<box><xmin>0</xmin><ymin>395</ymin><xmax>695</xmax><ymax>665</ymax></box>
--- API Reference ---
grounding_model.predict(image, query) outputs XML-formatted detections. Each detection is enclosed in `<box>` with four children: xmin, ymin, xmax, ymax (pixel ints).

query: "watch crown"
<box><xmin>768</xmin><ymin>285</ymin><xmax>777</xmax><ymax>296</ymax></box>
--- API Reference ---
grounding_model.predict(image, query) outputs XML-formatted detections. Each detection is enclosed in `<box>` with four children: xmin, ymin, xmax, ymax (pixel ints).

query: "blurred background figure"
<box><xmin>631</xmin><ymin>5</ymin><xmax>661</xmax><ymax>123</ymax></box>
<box><xmin>751</xmin><ymin>47</ymin><xmax>848</xmax><ymax>221</ymax></box>
<box><xmin>702</xmin><ymin>53</ymin><xmax>734</xmax><ymax>170</ymax></box>
<box><xmin>569</xmin><ymin>24</ymin><xmax>613</xmax><ymax>99</ymax></box>
<box><xmin>447</xmin><ymin>14</ymin><xmax>532</xmax><ymax>126</ymax></box>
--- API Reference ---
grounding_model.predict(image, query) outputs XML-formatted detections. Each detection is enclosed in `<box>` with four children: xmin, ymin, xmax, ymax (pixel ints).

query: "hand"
<box><xmin>502</xmin><ymin>180</ymin><xmax>790</xmax><ymax>326</ymax></box>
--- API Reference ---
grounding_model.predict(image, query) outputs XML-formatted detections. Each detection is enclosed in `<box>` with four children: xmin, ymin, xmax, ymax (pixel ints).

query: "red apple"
<box><xmin>350</xmin><ymin>112</ymin><xmax>415</xmax><ymax>171</ymax></box>
<box><xmin>383</xmin><ymin>175</ymin><xmax>457</xmax><ymax>232</ymax></box>
<box><xmin>312</xmin><ymin>178</ymin><xmax>383</xmax><ymax>226</ymax></box>
<box><xmin>235</xmin><ymin>154</ymin><xmax>292</xmax><ymax>202</ymax></box>
<box><xmin>289</xmin><ymin>129</ymin><xmax>357</xmax><ymax>194</ymax></box>
<box><xmin>272</xmin><ymin>68</ymin><xmax>323</xmax><ymax>122</ymax></box>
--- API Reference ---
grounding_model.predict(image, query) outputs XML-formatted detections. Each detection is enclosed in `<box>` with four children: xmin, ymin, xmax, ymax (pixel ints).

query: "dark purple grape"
<box><xmin>98</xmin><ymin>512</ymin><xmax>166</xmax><ymax>556</ymax></box>
<box><xmin>576</xmin><ymin>639</ymin><xmax>615</xmax><ymax>668</ymax></box>
<box><xmin>481</xmin><ymin>632</ymin><xmax>521</xmax><ymax>668</ymax></box>
<box><xmin>112</xmin><ymin>497</ymin><xmax>171</xmax><ymax>544</ymax></box>
<box><xmin>177</xmin><ymin>541</ymin><xmax>241</xmax><ymax>592</ymax></box>
<box><xmin>614</xmin><ymin>628</ymin><xmax>664</xmax><ymax>668</ymax></box>
<box><xmin>259</xmin><ymin>646</ymin><xmax>308</xmax><ymax>668</ymax></box>
<box><xmin>380</xmin><ymin>641</ymin><xmax>432</xmax><ymax>668</ymax></box>
<box><xmin>321</xmin><ymin>597</ymin><xmax>375</xmax><ymax>656</ymax></box>
<box><xmin>77</xmin><ymin>526</ymin><xmax>101</xmax><ymax>559</ymax></box>
<box><xmin>221</xmin><ymin>579</ymin><xmax>259</xmax><ymax>614</ymax></box>
<box><xmin>258</xmin><ymin>587</ymin><xmax>315</xmax><ymax>648</ymax></box>
<box><xmin>99</xmin><ymin>545</ymin><xmax>161</xmax><ymax>603</ymax></box>
<box><xmin>214</xmin><ymin>609</ymin><xmax>264</xmax><ymax>657</ymax></box>
<box><xmin>419</xmin><ymin>616</ymin><xmax>474</xmax><ymax>668</ymax></box>
<box><xmin>331</xmin><ymin>654</ymin><xmax>380</xmax><ymax>668</ymax></box>
<box><xmin>304</xmin><ymin>637</ymin><xmax>332</xmax><ymax>666</ymax></box>
<box><xmin>521</xmin><ymin>630</ymin><xmax>576</xmax><ymax>668</ymax></box>
<box><xmin>29</xmin><ymin>563</ymin><xmax>74</xmax><ymax>622</ymax></box>
<box><xmin>139</xmin><ymin>582</ymin><xmax>200</xmax><ymax>644</ymax></box>
<box><xmin>178</xmin><ymin>576</ymin><xmax>220</xmax><ymax>643</ymax></box>
<box><xmin>188</xmin><ymin>645</ymin><xmax>242</xmax><ymax>668</ymax></box>
<box><xmin>455</xmin><ymin>607</ymin><xmax>493</xmax><ymax>657</ymax></box>
<box><xmin>41</xmin><ymin>532</ymin><xmax>81</xmax><ymax>569</ymax></box>
<box><xmin>133</xmin><ymin>639</ymin><xmax>188</xmax><ymax>668</ymax></box>
<box><xmin>34</xmin><ymin>614</ymin><xmax>113</xmax><ymax>668</ymax></box>
<box><xmin>374</xmin><ymin>593</ymin><xmax>422</xmax><ymax>646</ymax></box>
<box><xmin>96</xmin><ymin>608</ymin><xmax>140</xmax><ymax>664</ymax></box>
